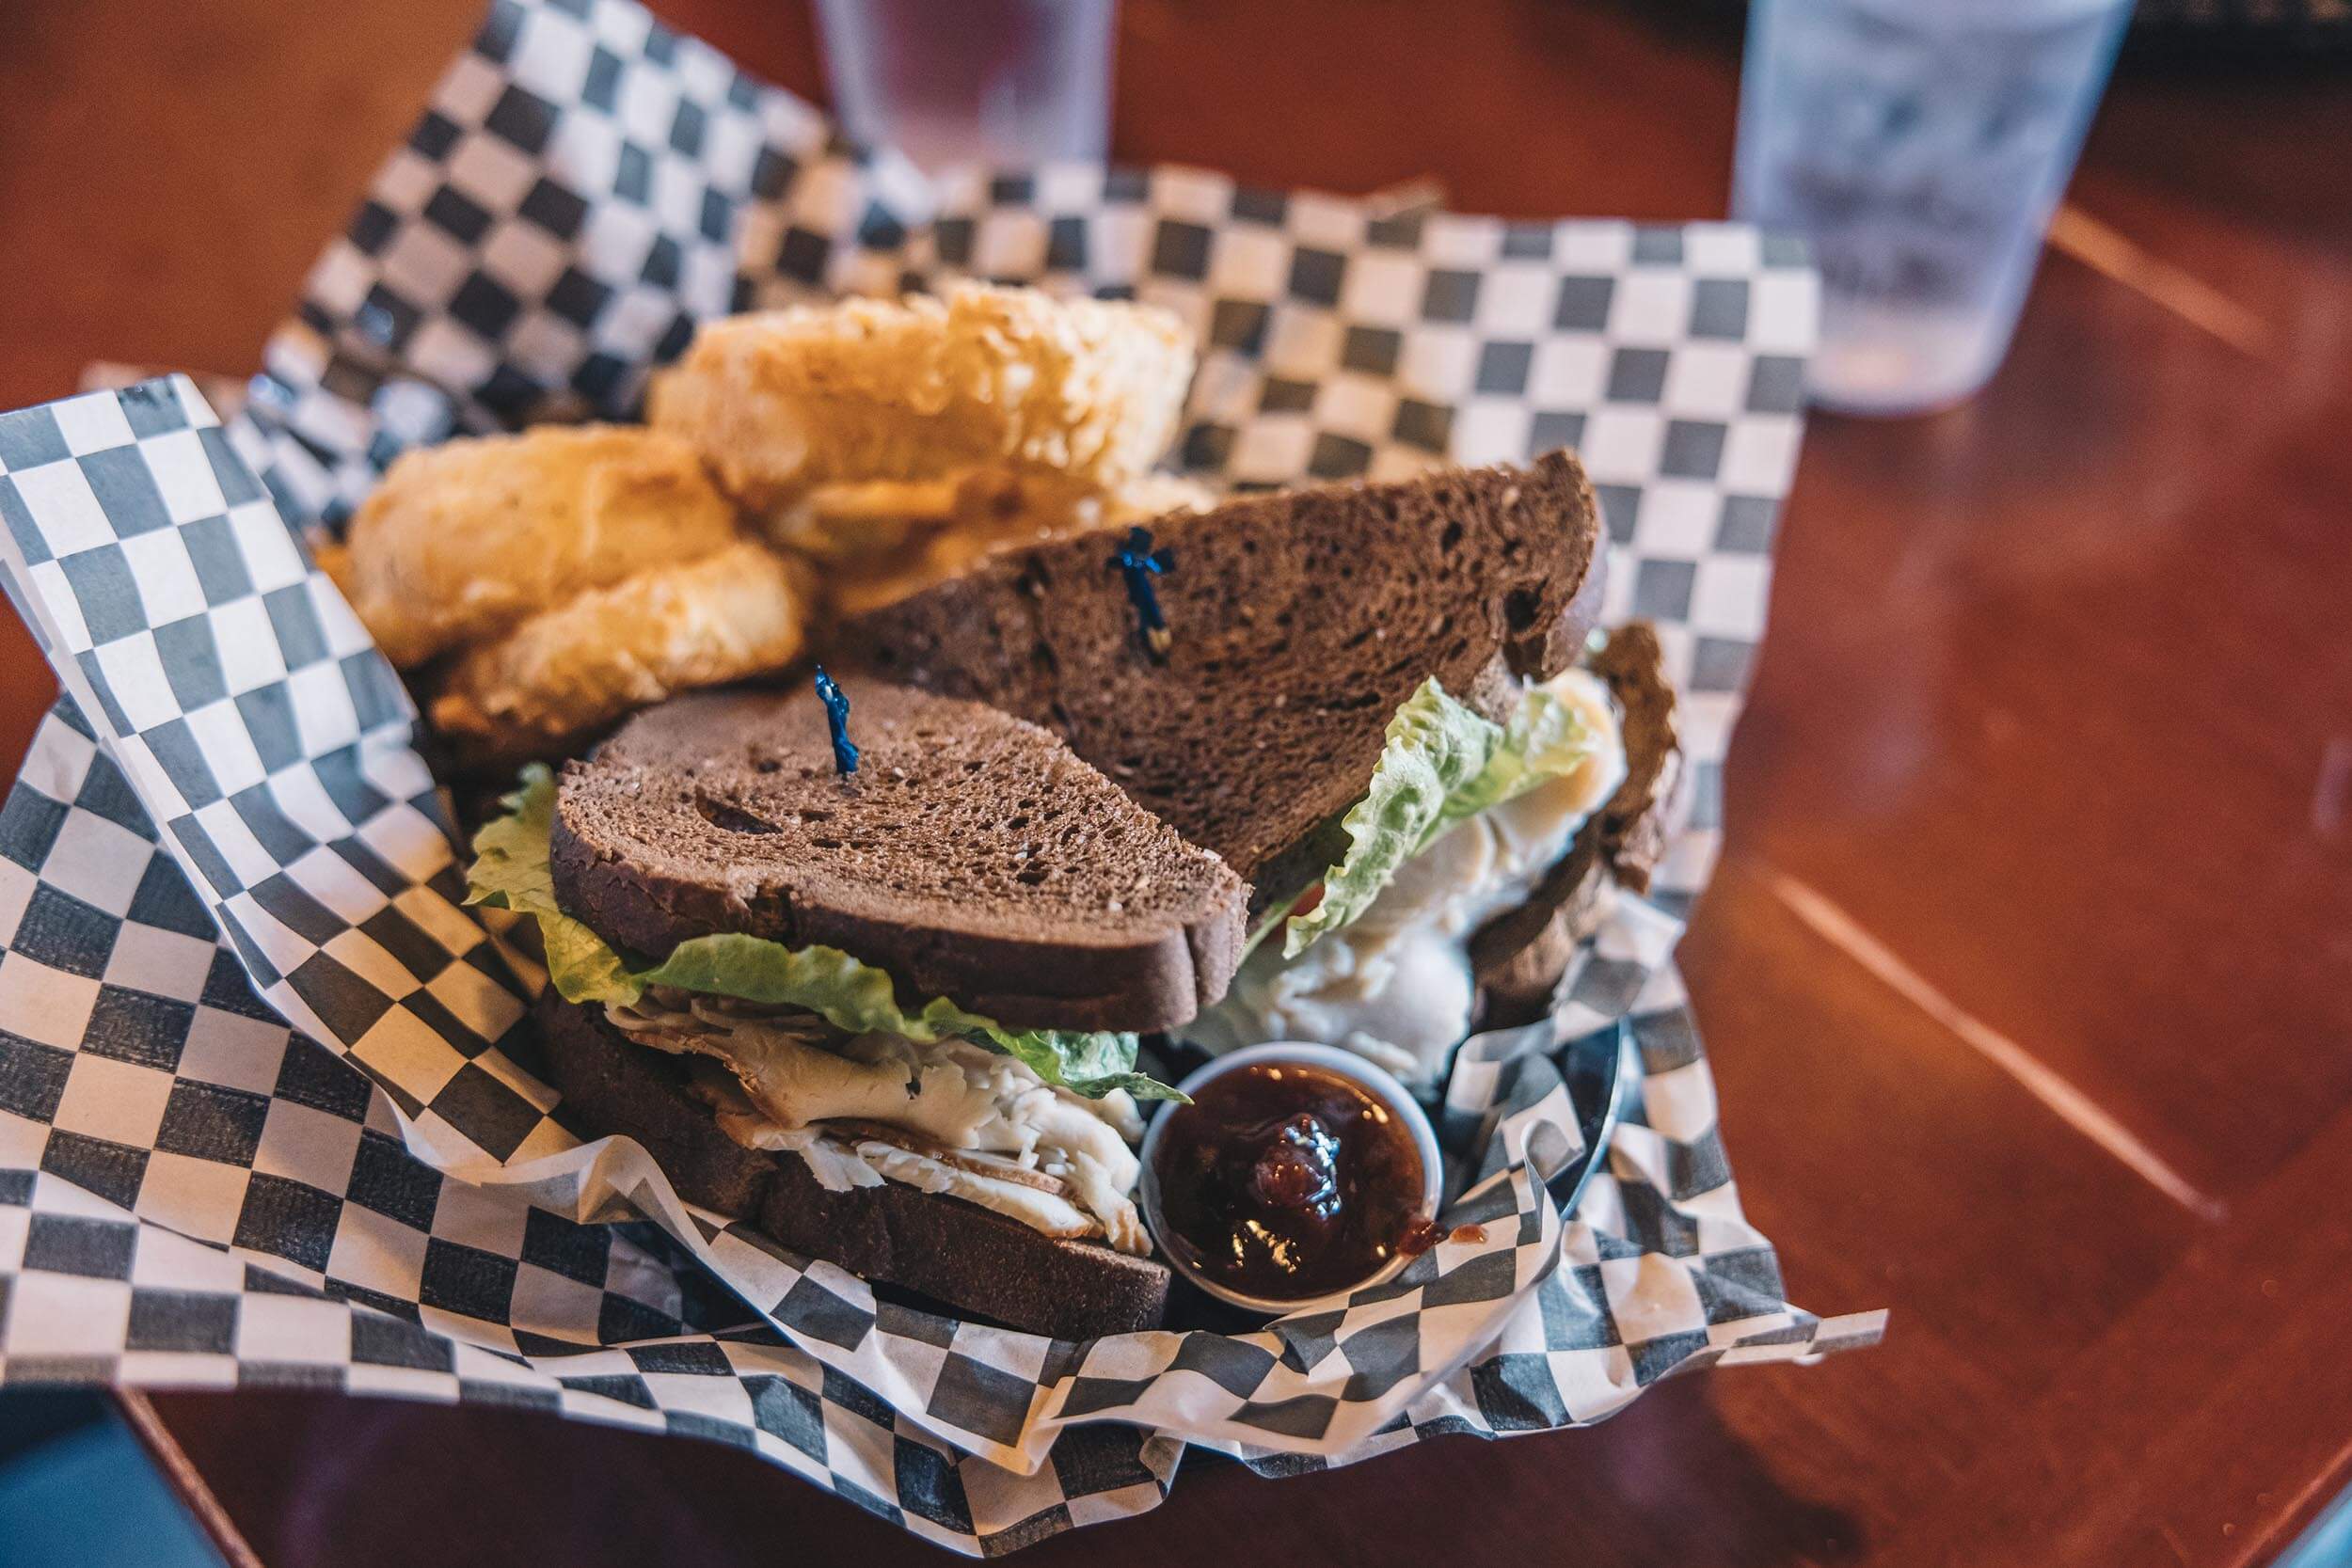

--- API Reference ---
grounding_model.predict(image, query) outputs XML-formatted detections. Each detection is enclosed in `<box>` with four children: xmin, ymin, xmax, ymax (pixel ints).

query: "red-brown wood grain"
<box><xmin>3</xmin><ymin>3</ymin><xmax>2349</xmax><ymax>1565</ymax></box>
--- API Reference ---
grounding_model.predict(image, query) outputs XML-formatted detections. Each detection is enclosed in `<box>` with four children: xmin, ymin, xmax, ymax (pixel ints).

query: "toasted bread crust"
<box><xmin>538</xmin><ymin>992</ymin><xmax>1169</xmax><ymax>1338</ymax></box>
<box><xmin>1470</xmin><ymin>622</ymin><xmax>1685</xmax><ymax>1019</ymax></box>
<box><xmin>549</xmin><ymin>678</ymin><xmax>1248</xmax><ymax>1032</ymax></box>
<box><xmin>1582</xmin><ymin>622</ymin><xmax>1683</xmax><ymax>897</ymax></box>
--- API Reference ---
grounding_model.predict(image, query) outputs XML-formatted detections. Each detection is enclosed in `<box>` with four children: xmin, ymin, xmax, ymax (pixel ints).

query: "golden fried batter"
<box><xmin>429</xmin><ymin>542</ymin><xmax>807</xmax><ymax>756</ymax></box>
<box><xmin>814</xmin><ymin>470</ymin><xmax>1217</xmax><ymax>618</ymax></box>
<box><xmin>333</xmin><ymin>425</ymin><xmax>739</xmax><ymax>668</ymax></box>
<box><xmin>646</xmin><ymin>283</ymin><xmax>1196</xmax><ymax>515</ymax></box>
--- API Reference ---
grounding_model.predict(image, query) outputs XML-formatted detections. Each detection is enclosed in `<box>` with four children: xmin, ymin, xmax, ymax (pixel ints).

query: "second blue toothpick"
<box><xmin>1107</xmin><ymin>525</ymin><xmax>1176</xmax><ymax>662</ymax></box>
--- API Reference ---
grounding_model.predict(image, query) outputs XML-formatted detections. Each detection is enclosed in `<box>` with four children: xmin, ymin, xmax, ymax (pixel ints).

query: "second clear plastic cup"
<box><xmin>1733</xmin><ymin>0</ymin><xmax>2135</xmax><ymax>416</ymax></box>
<box><xmin>815</xmin><ymin>0</ymin><xmax>1119</xmax><ymax>175</ymax></box>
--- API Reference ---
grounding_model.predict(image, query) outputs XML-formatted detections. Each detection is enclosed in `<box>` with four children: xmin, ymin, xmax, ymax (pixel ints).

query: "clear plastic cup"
<box><xmin>814</xmin><ymin>0</ymin><xmax>1119</xmax><ymax>174</ymax></box>
<box><xmin>1733</xmin><ymin>0</ymin><xmax>2136</xmax><ymax>416</ymax></box>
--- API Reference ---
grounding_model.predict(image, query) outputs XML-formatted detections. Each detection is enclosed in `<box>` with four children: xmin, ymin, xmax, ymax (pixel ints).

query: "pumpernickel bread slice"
<box><xmin>539</xmin><ymin>989</ymin><xmax>776</xmax><ymax>1218</ymax></box>
<box><xmin>550</xmin><ymin>677</ymin><xmax>1248</xmax><ymax>1033</ymax></box>
<box><xmin>538</xmin><ymin>993</ymin><xmax>1170</xmax><ymax>1338</ymax></box>
<box><xmin>830</xmin><ymin>451</ymin><xmax>1602</xmax><ymax>891</ymax></box>
<box><xmin>755</xmin><ymin>1132</ymin><xmax>1171</xmax><ymax>1340</ymax></box>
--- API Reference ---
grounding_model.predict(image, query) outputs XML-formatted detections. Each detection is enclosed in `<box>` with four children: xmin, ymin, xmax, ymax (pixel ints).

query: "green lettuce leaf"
<box><xmin>1282</xmin><ymin>677</ymin><xmax>1594</xmax><ymax>958</ymax></box>
<box><xmin>466</xmin><ymin>768</ymin><xmax>1177</xmax><ymax>1101</ymax></box>
<box><xmin>466</xmin><ymin>763</ymin><xmax>564</xmax><ymax>920</ymax></box>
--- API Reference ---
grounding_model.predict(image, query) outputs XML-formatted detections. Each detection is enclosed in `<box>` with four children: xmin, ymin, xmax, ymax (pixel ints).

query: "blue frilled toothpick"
<box><xmin>813</xmin><ymin>666</ymin><xmax>858</xmax><ymax>775</ymax></box>
<box><xmin>1107</xmin><ymin>525</ymin><xmax>1175</xmax><ymax>661</ymax></box>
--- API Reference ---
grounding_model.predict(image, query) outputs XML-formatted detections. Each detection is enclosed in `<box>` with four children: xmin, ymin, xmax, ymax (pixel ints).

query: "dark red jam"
<box><xmin>1151</xmin><ymin>1062</ymin><xmax>1430</xmax><ymax>1301</ymax></box>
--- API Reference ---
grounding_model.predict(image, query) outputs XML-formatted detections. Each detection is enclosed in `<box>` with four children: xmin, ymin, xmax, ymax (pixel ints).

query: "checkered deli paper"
<box><xmin>0</xmin><ymin>0</ymin><xmax>1883</xmax><ymax>1551</ymax></box>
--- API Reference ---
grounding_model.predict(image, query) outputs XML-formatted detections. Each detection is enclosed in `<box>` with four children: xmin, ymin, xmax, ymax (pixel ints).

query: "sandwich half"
<box><xmin>830</xmin><ymin>450</ymin><xmax>1606</xmax><ymax>902</ymax></box>
<box><xmin>469</xmin><ymin>677</ymin><xmax>1249</xmax><ymax>1337</ymax></box>
<box><xmin>830</xmin><ymin>451</ymin><xmax>1676</xmax><ymax>1083</ymax></box>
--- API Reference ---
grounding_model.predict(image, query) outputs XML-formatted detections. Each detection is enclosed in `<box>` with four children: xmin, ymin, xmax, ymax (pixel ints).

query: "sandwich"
<box><xmin>458</xmin><ymin>444</ymin><xmax>1656</xmax><ymax>1325</ymax></box>
<box><xmin>469</xmin><ymin>676</ymin><xmax>1248</xmax><ymax>1338</ymax></box>
<box><xmin>353</xmin><ymin>282</ymin><xmax>1688</xmax><ymax>1334</ymax></box>
<box><xmin>832</xmin><ymin>451</ymin><xmax>1681</xmax><ymax>1085</ymax></box>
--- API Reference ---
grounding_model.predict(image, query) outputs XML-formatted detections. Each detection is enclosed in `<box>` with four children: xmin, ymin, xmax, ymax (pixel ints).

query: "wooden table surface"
<box><xmin>7</xmin><ymin>3</ymin><xmax>2352</xmax><ymax>1565</ymax></box>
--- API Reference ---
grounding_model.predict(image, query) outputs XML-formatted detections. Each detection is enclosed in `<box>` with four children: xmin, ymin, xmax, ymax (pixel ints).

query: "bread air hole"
<box><xmin>693</xmin><ymin>799</ymin><xmax>785</xmax><ymax>836</ymax></box>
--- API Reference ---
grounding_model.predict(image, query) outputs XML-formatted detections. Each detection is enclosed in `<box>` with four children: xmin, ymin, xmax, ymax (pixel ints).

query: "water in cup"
<box><xmin>1734</xmin><ymin>0</ymin><xmax>2135</xmax><ymax>415</ymax></box>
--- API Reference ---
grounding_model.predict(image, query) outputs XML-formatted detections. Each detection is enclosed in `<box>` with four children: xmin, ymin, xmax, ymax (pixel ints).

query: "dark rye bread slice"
<box><xmin>1471</xmin><ymin>623</ymin><xmax>1685</xmax><ymax>1024</ymax></box>
<box><xmin>758</xmin><ymin>1135</ymin><xmax>1172</xmax><ymax>1341</ymax></box>
<box><xmin>831</xmin><ymin>451</ymin><xmax>1602</xmax><ymax>892</ymax></box>
<box><xmin>550</xmin><ymin>678</ymin><xmax>1248</xmax><ymax>1033</ymax></box>
<box><xmin>538</xmin><ymin>993</ymin><xmax>1169</xmax><ymax>1338</ymax></box>
<box><xmin>539</xmin><ymin>990</ymin><xmax>777</xmax><ymax>1218</ymax></box>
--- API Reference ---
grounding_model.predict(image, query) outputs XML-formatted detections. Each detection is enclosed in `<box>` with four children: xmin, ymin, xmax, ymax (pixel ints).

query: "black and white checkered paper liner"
<box><xmin>0</xmin><ymin>0</ymin><xmax>1881</xmax><ymax>1551</ymax></box>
